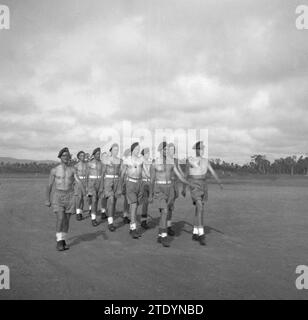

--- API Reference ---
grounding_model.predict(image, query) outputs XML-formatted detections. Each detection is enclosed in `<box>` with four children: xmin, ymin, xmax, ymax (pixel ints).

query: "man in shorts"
<box><xmin>140</xmin><ymin>147</ymin><xmax>152</xmax><ymax>230</ymax></box>
<box><xmin>182</xmin><ymin>141</ymin><xmax>223</xmax><ymax>246</ymax></box>
<box><xmin>149</xmin><ymin>142</ymin><xmax>193</xmax><ymax>247</ymax></box>
<box><xmin>45</xmin><ymin>147</ymin><xmax>85</xmax><ymax>251</ymax></box>
<box><xmin>87</xmin><ymin>147</ymin><xmax>103</xmax><ymax>227</ymax></box>
<box><xmin>120</xmin><ymin>142</ymin><xmax>144</xmax><ymax>239</ymax></box>
<box><xmin>100</xmin><ymin>143</ymin><xmax>122</xmax><ymax>232</ymax></box>
<box><xmin>121</xmin><ymin>148</ymin><xmax>131</xmax><ymax>224</ymax></box>
<box><xmin>74</xmin><ymin>150</ymin><xmax>88</xmax><ymax>221</ymax></box>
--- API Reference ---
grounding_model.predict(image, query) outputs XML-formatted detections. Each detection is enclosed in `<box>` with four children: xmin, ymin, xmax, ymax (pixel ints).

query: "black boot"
<box><xmin>63</xmin><ymin>240</ymin><xmax>70</xmax><ymax>250</ymax></box>
<box><xmin>101</xmin><ymin>211</ymin><xmax>108</xmax><ymax>220</ymax></box>
<box><xmin>92</xmin><ymin>219</ymin><xmax>99</xmax><ymax>227</ymax></box>
<box><xmin>192</xmin><ymin>234</ymin><xmax>199</xmax><ymax>241</ymax></box>
<box><xmin>141</xmin><ymin>220</ymin><xmax>149</xmax><ymax>229</ymax></box>
<box><xmin>161</xmin><ymin>236</ymin><xmax>170</xmax><ymax>247</ymax></box>
<box><xmin>108</xmin><ymin>224</ymin><xmax>116</xmax><ymax>232</ymax></box>
<box><xmin>199</xmin><ymin>234</ymin><xmax>206</xmax><ymax>246</ymax></box>
<box><xmin>76</xmin><ymin>213</ymin><xmax>82</xmax><ymax>221</ymax></box>
<box><xmin>123</xmin><ymin>216</ymin><xmax>131</xmax><ymax>224</ymax></box>
<box><xmin>130</xmin><ymin>229</ymin><xmax>140</xmax><ymax>239</ymax></box>
<box><xmin>56</xmin><ymin>241</ymin><xmax>64</xmax><ymax>251</ymax></box>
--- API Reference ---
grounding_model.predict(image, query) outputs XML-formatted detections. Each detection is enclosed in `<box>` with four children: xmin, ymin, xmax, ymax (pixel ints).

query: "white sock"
<box><xmin>193</xmin><ymin>226</ymin><xmax>198</xmax><ymax>235</ymax></box>
<box><xmin>167</xmin><ymin>220</ymin><xmax>172</xmax><ymax>228</ymax></box>
<box><xmin>108</xmin><ymin>217</ymin><xmax>113</xmax><ymax>224</ymax></box>
<box><xmin>161</xmin><ymin>232</ymin><xmax>167</xmax><ymax>238</ymax></box>
<box><xmin>91</xmin><ymin>213</ymin><xmax>96</xmax><ymax>220</ymax></box>
<box><xmin>130</xmin><ymin>223</ymin><xmax>136</xmax><ymax>230</ymax></box>
<box><xmin>76</xmin><ymin>208</ymin><xmax>82</xmax><ymax>214</ymax></box>
<box><xmin>89</xmin><ymin>205</ymin><xmax>92</xmax><ymax>211</ymax></box>
<box><xmin>56</xmin><ymin>233</ymin><xmax>62</xmax><ymax>241</ymax></box>
<box><xmin>198</xmin><ymin>227</ymin><xmax>204</xmax><ymax>236</ymax></box>
<box><xmin>101</xmin><ymin>208</ymin><xmax>106</xmax><ymax>213</ymax></box>
<box><xmin>123</xmin><ymin>211</ymin><xmax>128</xmax><ymax>217</ymax></box>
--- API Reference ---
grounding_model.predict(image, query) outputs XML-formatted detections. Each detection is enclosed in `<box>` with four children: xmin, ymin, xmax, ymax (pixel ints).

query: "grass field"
<box><xmin>0</xmin><ymin>175</ymin><xmax>308</xmax><ymax>300</ymax></box>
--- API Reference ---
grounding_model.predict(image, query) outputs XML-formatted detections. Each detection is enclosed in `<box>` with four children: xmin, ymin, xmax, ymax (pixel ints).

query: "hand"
<box><xmin>45</xmin><ymin>200</ymin><xmax>51</xmax><ymax>207</ymax></box>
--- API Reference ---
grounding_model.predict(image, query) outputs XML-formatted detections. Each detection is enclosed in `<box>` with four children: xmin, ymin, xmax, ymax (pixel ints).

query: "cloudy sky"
<box><xmin>0</xmin><ymin>0</ymin><xmax>307</xmax><ymax>163</ymax></box>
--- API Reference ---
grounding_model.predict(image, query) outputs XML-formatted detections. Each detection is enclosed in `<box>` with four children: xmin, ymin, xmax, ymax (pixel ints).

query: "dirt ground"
<box><xmin>0</xmin><ymin>175</ymin><xmax>307</xmax><ymax>300</ymax></box>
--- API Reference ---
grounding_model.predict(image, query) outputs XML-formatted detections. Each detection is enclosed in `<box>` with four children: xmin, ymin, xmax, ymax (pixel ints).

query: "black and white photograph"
<box><xmin>0</xmin><ymin>0</ymin><xmax>308</xmax><ymax>303</ymax></box>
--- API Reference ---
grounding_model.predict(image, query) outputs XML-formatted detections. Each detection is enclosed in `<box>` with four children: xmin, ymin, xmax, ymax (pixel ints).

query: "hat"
<box><xmin>77</xmin><ymin>151</ymin><xmax>85</xmax><ymax>159</ymax></box>
<box><xmin>141</xmin><ymin>147</ymin><xmax>150</xmax><ymax>156</ymax></box>
<box><xmin>109</xmin><ymin>143</ymin><xmax>119</xmax><ymax>152</ymax></box>
<box><xmin>130</xmin><ymin>142</ymin><xmax>139</xmax><ymax>153</ymax></box>
<box><xmin>168</xmin><ymin>142</ymin><xmax>176</xmax><ymax>149</ymax></box>
<box><xmin>58</xmin><ymin>147</ymin><xmax>69</xmax><ymax>159</ymax></box>
<box><xmin>92</xmin><ymin>147</ymin><xmax>101</xmax><ymax>156</ymax></box>
<box><xmin>158</xmin><ymin>141</ymin><xmax>167</xmax><ymax>152</ymax></box>
<box><xmin>192</xmin><ymin>141</ymin><xmax>205</xmax><ymax>150</ymax></box>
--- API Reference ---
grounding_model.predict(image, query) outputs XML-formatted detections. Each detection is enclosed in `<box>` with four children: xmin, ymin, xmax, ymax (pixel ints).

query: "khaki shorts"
<box><xmin>74</xmin><ymin>180</ymin><xmax>86</xmax><ymax>197</ymax></box>
<box><xmin>88</xmin><ymin>178</ymin><xmax>100</xmax><ymax>197</ymax></box>
<box><xmin>141</xmin><ymin>181</ymin><xmax>150</xmax><ymax>200</ymax></box>
<box><xmin>126</xmin><ymin>180</ymin><xmax>143</xmax><ymax>205</ymax></box>
<box><xmin>52</xmin><ymin>189</ymin><xmax>75</xmax><ymax>214</ymax></box>
<box><xmin>189</xmin><ymin>178</ymin><xmax>208</xmax><ymax>205</ymax></box>
<box><xmin>154</xmin><ymin>183</ymin><xmax>175</xmax><ymax>210</ymax></box>
<box><xmin>104</xmin><ymin>177</ymin><xmax>120</xmax><ymax>198</ymax></box>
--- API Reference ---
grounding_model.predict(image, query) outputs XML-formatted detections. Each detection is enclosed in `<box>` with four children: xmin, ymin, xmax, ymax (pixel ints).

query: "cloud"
<box><xmin>0</xmin><ymin>0</ymin><xmax>307</xmax><ymax>161</ymax></box>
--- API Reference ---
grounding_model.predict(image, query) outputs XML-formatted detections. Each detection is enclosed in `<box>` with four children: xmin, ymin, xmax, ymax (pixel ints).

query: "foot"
<box><xmin>108</xmin><ymin>224</ymin><xmax>116</xmax><ymax>232</ymax></box>
<box><xmin>56</xmin><ymin>241</ymin><xmax>64</xmax><ymax>251</ymax></box>
<box><xmin>192</xmin><ymin>234</ymin><xmax>199</xmax><ymax>241</ymax></box>
<box><xmin>63</xmin><ymin>240</ymin><xmax>70</xmax><ymax>250</ymax></box>
<box><xmin>123</xmin><ymin>216</ymin><xmax>131</xmax><ymax>224</ymax></box>
<box><xmin>199</xmin><ymin>234</ymin><xmax>206</xmax><ymax>246</ymax></box>
<box><xmin>167</xmin><ymin>227</ymin><xmax>175</xmax><ymax>236</ymax></box>
<box><xmin>130</xmin><ymin>229</ymin><xmax>140</xmax><ymax>239</ymax></box>
<box><xmin>91</xmin><ymin>219</ymin><xmax>99</xmax><ymax>227</ymax></box>
<box><xmin>141</xmin><ymin>221</ymin><xmax>149</xmax><ymax>229</ymax></box>
<box><xmin>161</xmin><ymin>236</ymin><xmax>170</xmax><ymax>247</ymax></box>
<box><xmin>101</xmin><ymin>212</ymin><xmax>108</xmax><ymax>220</ymax></box>
<box><xmin>157</xmin><ymin>235</ymin><xmax>162</xmax><ymax>243</ymax></box>
<box><xmin>76</xmin><ymin>213</ymin><xmax>82</xmax><ymax>221</ymax></box>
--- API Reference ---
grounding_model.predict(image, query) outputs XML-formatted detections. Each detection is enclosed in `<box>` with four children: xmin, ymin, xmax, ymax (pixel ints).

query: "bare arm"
<box><xmin>208</xmin><ymin>162</ymin><xmax>223</xmax><ymax>189</ymax></box>
<box><xmin>173</xmin><ymin>165</ymin><xmax>200</xmax><ymax>189</ymax></box>
<box><xmin>45</xmin><ymin>168</ymin><xmax>56</xmax><ymax>206</ymax></box>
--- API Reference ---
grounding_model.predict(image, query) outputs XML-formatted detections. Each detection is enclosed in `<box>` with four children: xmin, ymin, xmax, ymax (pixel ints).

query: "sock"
<box><xmin>91</xmin><ymin>213</ymin><xmax>96</xmax><ymax>220</ymax></box>
<box><xmin>198</xmin><ymin>227</ymin><xmax>204</xmax><ymax>236</ymax></box>
<box><xmin>161</xmin><ymin>232</ymin><xmax>167</xmax><ymax>238</ymax></box>
<box><xmin>108</xmin><ymin>217</ymin><xmax>113</xmax><ymax>224</ymax></box>
<box><xmin>193</xmin><ymin>226</ymin><xmax>198</xmax><ymax>235</ymax></box>
<box><xmin>123</xmin><ymin>211</ymin><xmax>128</xmax><ymax>217</ymax></box>
<box><xmin>89</xmin><ymin>205</ymin><xmax>92</xmax><ymax>211</ymax></box>
<box><xmin>56</xmin><ymin>233</ymin><xmax>62</xmax><ymax>242</ymax></box>
<box><xmin>167</xmin><ymin>220</ymin><xmax>172</xmax><ymax>228</ymax></box>
<box><xmin>130</xmin><ymin>223</ymin><xmax>136</xmax><ymax>230</ymax></box>
<box><xmin>101</xmin><ymin>208</ymin><xmax>106</xmax><ymax>213</ymax></box>
<box><xmin>76</xmin><ymin>208</ymin><xmax>82</xmax><ymax>214</ymax></box>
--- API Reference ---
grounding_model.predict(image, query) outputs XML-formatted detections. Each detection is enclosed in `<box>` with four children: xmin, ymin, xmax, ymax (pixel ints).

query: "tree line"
<box><xmin>0</xmin><ymin>154</ymin><xmax>307</xmax><ymax>175</ymax></box>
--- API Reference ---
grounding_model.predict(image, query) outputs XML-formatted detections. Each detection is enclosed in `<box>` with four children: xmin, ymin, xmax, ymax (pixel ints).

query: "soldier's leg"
<box><xmin>91</xmin><ymin>192</ymin><xmax>99</xmax><ymax>227</ymax></box>
<box><xmin>196</xmin><ymin>199</ymin><xmax>205</xmax><ymax>245</ymax></box>
<box><xmin>192</xmin><ymin>203</ymin><xmax>199</xmax><ymax>241</ymax></box>
<box><xmin>107</xmin><ymin>196</ymin><xmax>116</xmax><ymax>231</ymax></box>
<box><xmin>141</xmin><ymin>185</ymin><xmax>149</xmax><ymax>229</ymax></box>
<box><xmin>158</xmin><ymin>207</ymin><xmax>170</xmax><ymax>247</ymax></box>
<box><xmin>101</xmin><ymin>196</ymin><xmax>107</xmax><ymax>219</ymax></box>
<box><xmin>75</xmin><ymin>193</ymin><xmax>83</xmax><ymax>221</ymax></box>
<box><xmin>55</xmin><ymin>209</ymin><xmax>67</xmax><ymax>251</ymax></box>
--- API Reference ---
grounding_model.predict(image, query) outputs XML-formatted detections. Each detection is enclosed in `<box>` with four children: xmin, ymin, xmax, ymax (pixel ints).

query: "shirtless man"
<box><xmin>74</xmin><ymin>151</ymin><xmax>88</xmax><ymax>221</ymax></box>
<box><xmin>140</xmin><ymin>147</ymin><xmax>152</xmax><ymax>230</ymax></box>
<box><xmin>121</xmin><ymin>148</ymin><xmax>131</xmax><ymax>224</ymax></box>
<box><xmin>182</xmin><ymin>141</ymin><xmax>223</xmax><ymax>246</ymax></box>
<box><xmin>149</xmin><ymin>142</ymin><xmax>194</xmax><ymax>247</ymax></box>
<box><xmin>45</xmin><ymin>147</ymin><xmax>85</xmax><ymax>251</ymax></box>
<box><xmin>87</xmin><ymin>147</ymin><xmax>103</xmax><ymax>227</ymax></box>
<box><xmin>120</xmin><ymin>142</ymin><xmax>143</xmax><ymax>239</ymax></box>
<box><xmin>100</xmin><ymin>143</ymin><xmax>122</xmax><ymax>232</ymax></box>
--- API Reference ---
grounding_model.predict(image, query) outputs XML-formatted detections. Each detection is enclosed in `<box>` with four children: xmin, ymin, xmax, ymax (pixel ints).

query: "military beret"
<box><xmin>130</xmin><ymin>142</ymin><xmax>139</xmax><ymax>153</ymax></box>
<box><xmin>77</xmin><ymin>151</ymin><xmax>85</xmax><ymax>159</ymax></box>
<box><xmin>109</xmin><ymin>143</ymin><xmax>119</xmax><ymax>152</ymax></box>
<box><xmin>157</xmin><ymin>141</ymin><xmax>167</xmax><ymax>152</ymax></box>
<box><xmin>92</xmin><ymin>147</ymin><xmax>101</xmax><ymax>156</ymax></box>
<box><xmin>168</xmin><ymin>142</ymin><xmax>176</xmax><ymax>149</ymax></box>
<box><xmin>192</xmin><ymin>141</ymin><xmax>205</xmax><ymax>150</ymax></box>
<box><xmin>141</xmin><ymin>147</ymin><xmax>150</xmax><ymax>156</ymax></box>
<box><xmin>58</xmin><ymin>147</ymin><xmax>69</xmax><ymax>159</ymax></box>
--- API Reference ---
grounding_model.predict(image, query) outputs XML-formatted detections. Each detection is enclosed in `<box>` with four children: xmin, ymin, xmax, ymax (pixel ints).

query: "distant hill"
<box><xmin>0</xmin><ymin>157</ymin><xmax>57</xmax><ymax>164</ymax></box>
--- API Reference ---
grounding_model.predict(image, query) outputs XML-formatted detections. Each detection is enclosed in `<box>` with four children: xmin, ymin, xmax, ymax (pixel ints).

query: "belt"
<box><xmin>156</xmin><ymin>180</ymin><xmax>172</xmax><ymax>185</ymax></box>
<box><xmin>105</xmin><ymin>175</ymin><xmax>119</xmax><ymax>179</ymax></box>
<box><xmin>142</xmin><ymin>178</ymin><xmax>151</xmax><ymax>182</ymax></box>
<box><xmin>89</xmin><ymin>175</ymin><xmax>101</xmax><ymax>179</ymax></box>
<box><xmin>127</xmin><ymin>177</ymin><xmax>141</xmax><ymax>183</ymax></box>
<box><xmin>78</xmin><ymin>176</ymin><xmax>86</xmax><ymax>179</ymax></box>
